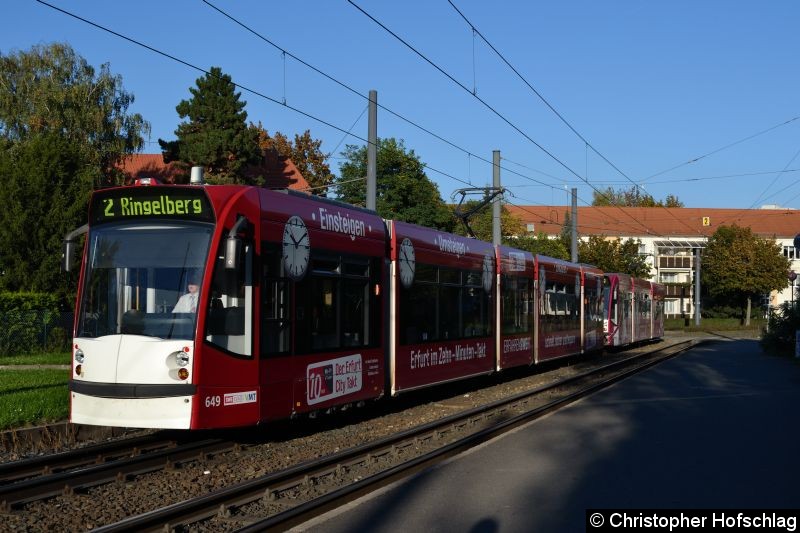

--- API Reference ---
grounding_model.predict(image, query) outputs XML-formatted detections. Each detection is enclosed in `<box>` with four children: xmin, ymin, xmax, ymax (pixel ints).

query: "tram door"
<box><xmin>196</xmin><ymin>213</ymin><xmax>261</xmax><ymax>429</ymax></box>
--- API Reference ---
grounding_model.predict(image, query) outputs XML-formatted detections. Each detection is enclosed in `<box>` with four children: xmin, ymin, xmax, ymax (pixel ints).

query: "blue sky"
<box><xmin>4</xmin><ymin>1</ymin><xmax>799</xmax><ymax>209</ymax></box>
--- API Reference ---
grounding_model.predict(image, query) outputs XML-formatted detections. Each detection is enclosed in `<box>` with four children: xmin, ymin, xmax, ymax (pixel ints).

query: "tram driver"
<box><xmin>173</xmin><ymin>274</ymin><xmax>200</xmax><ymax>313</ymax></box>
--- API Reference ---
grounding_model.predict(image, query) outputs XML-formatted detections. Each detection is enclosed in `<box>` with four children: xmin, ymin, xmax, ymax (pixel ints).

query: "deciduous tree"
<box><xmin>451</xmin><ymin>198</ymin><xmax>525</xmax><ymax>242</ymax></box>
<box><xmin>336</xmin><ymin>138</ymin><xmax>455</xmax><ymax>231</ymax></box>
<box><xmin>578</xmin><ymin>235</ymin><xmax>651</xmax><ymax>278</ymax></box>
<box><xmin>254</xmin><ymin>125</ymin><xmax>333</xmax><ymax>195</ymax></box>
<box><xmin>0</xmin><ymin>43</ymin><xmax>147</xmax><ymax>298</ymax></box>
<box><xmin>0</xmin><ymin>42</ymin><xmax>149</xmax><ymax>185</ymax></box>
<box><xmin>510</xmin><ymin>233</ymin><xmax>570</xmax><ymax>260</ymax></box>
<box><xmin>702</xmin><ymin>224</ymin><xmax>789</xmax><ymax>325</ymax></box>
<box><xmin>592</xmin><ymin>185</ymin><xmax>684</xmax><ymax>207</ymax></box>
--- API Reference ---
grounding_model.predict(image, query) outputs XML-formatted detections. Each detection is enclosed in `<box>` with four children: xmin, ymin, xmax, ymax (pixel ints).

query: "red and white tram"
<box><xmin>534</xmin><ymin>256</ymin><xmax>584</xmax><ymax>362</ymax></box>
<box><xmin>496</xmin><ymin>245</ymin><xmax>534</xmax><ymax>369</ymax></box>
<box><xmin>68</xmin><ymin>186</ymin><xmax>387</xmax><ymax>428</ymax></box>
<box><xmin>390</xmin><ymin>221</ymin><xmax>495</xmax><ymax>393</ymax></box>
<box><xmin>581</xmin><ymin>264</ymin><xmax>605</xmax><ymax>354</ymax></box>
<box><xmin>65</xmin><ymin>182</ymin><xmax>663</xmax><ymax>430</ymax></box>
<box><xmin>603</xmin><ymin>273</ymin><xmax>665</xmax><ymax>348</ymax></box>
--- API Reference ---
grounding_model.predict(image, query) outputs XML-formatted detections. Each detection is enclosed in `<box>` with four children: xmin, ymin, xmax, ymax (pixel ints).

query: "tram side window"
<box><xmin>622</xmin><ymin>292</ymin><xmax>633</xmax><ymax>325</ymax></box>
<box><xmin>502</xmin><ymin>275</ymin><xmax>531</xmax><ymax>334</ymax></box>
<box><xmin>654</xmin><ymin>299</ymin><xmax>664</xmax><ymax>324</ymax></box>
<box><xmin>400</xmin><ymin>263</ymin><xmax>437</xmax><ymax>344</ymax></box>
<box><xmin>642</xmin><ymin>295</ymin><xmax>651</xmax><ymax>318</ymax></box>
<box><xmin>294</xmin><ymin>253</ymin><xmax>378</xmax><ymax>354</ymax></box>
<box><xmin>399</xmin><ymin>264</ymin><xmax>491</xmax><ymax>344</ymax></box>
<box><xmin>602</xmin><ymin>281</ymin><xmax>614</xmax><ymax>322</ymax></box>
<box><xmin>261</xmin><ymin>245</ymin><xmax>290</xmax><ymax>357</ymax></box>
<box><xmin>541</xmin><ymin>280</ymin><xmax>578</xmax><ymax>333</ymax></box>
<box><xmin>205</xmin><ymin>240</ymin><xmax>253</xmax><ymax>357</ymax></box>
<box><xmin>341</xmin><ymin>281</ymin><xmax>364</xmax><ymax>344</ymax></box>
<box><xmin>440</xmin><ymin>268</ymin><xmax>461</xmax><ymax>340</ymax></box>
<box><xmin>540</xmin><ymin>281</ymin><xmax>556</xmax><ymax>333</ymax></box>
<box><xmin>586</xmin><ymin>280</ymin><xmax>603</xmax><ymax>325</ymax></box>
<box><xmin>462</xmin><ymin>271</ymin><xmax>489</xmax><ymax>338</ymax></box>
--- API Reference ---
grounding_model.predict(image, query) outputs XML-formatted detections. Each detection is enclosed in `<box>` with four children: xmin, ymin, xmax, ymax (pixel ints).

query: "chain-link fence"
<box><xmin>0</xmin><ymin>309</ymin><xmax>73</xmax><ymax>355</ymax></box>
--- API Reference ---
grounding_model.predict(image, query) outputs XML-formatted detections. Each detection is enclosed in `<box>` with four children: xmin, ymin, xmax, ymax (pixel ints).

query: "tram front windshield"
<box><xmin>77</xmin><ymin>223</ymin><xmax>213</xmax><ymax>340</ymax></box>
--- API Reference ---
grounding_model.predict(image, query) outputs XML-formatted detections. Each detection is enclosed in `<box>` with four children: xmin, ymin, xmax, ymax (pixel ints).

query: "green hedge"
<box><xmin>761</xmin><ymin>303</ymin><xmax>800</xmax><ymax>356</ymax></box>
<box><xmin>0</xmin><ymin>292</ymin><xmax>68</xmax><ymax>356</ymax></box>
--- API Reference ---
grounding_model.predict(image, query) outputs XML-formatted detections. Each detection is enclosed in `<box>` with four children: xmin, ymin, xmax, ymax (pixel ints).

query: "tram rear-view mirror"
<box><xmin>225</xmin><ymin>235</ymin><xmax>242</xmax><ymax>271</ymax></box>
<box><xmin>62</xmin><ymin>240</ymin><xmax>77</xmax><ymax>272</ymax></box>
<box><xmin>62</xmin><ymin>224</ymin><xmax>88</xmax><ymax>273</ymax></box>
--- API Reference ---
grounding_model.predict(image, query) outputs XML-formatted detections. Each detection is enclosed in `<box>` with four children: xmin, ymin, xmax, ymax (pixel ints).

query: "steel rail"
<box><xmin>94</xmin><ymin>340</ymin><xmax>697</xmax><ymax>532</ymax></box>
<box><xmin>0</xmin><ymin>437</ymin><xmax>232</xmax><ymax>511</ymax></box>
<box><xmin>0</xmin><ymin>433</ymin><xmax>175</xmax><ymax>484</ymax></box>
<box><xmin>240</xmin><ymin>340</ymin><xmax>697</xmax><ymax>532</ymax></box>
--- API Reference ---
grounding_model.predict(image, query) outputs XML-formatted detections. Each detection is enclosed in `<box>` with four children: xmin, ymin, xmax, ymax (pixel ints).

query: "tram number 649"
<box><xmin>204</xmin><ymin>395</ymin><xmax>221</xmax><ymax>408</ymax></box>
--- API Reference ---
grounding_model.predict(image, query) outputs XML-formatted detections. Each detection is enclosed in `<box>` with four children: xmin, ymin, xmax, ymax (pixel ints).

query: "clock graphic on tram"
<box><xmin>282</xmin><ymin>215</ymin><xmax>310</xmax><ymax>280</ymax></box>
<box><xmin>482</xmin><ymin>252</ymin><xmax>494</xmax><ymax>292</ymax></box>
<box><xmin>398</xmin><ymin>237</ymin><xmax>415</xmax><ymax>288</ymax></box>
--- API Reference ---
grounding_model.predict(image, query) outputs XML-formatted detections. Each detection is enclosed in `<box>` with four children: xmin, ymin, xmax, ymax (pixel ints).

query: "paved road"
<box><xmin>294</xmin><ymin>340</ymin><xmax>800</xmax><ymax>532</ymax></box>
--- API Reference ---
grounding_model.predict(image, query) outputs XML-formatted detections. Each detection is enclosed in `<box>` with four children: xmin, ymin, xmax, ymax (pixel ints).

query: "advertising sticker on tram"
<box><xmin>306</xmin><ymin>354</ymin><xmax>363</xmax><ymax>405</ymax></box>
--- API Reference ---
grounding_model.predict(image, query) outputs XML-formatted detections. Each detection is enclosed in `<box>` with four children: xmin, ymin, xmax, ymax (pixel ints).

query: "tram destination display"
<box><xmin>90</xmin><ymin>187</ymin><xmax>215</xmax><ymax>224</ymax></box>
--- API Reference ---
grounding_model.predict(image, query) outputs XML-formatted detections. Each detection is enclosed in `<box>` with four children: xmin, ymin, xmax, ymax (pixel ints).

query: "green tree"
<box><xmin>592</xmin><ymin>185</ymin><xmax>684</xmax><ymax>207</ymax></box>
<box><xmin>578</xmin><ymin>235</ymin><xmax>651</xmax><ymax>278</ymax></box>
<box><xmin>159</xmin><ymin>67</ymin><xmax>261</xmax><ymax>184</ymax></box>
<box><xmin>452</xmin><ymin>198</ymin><xmax>525</xmax><ymax>241</ymax></box>
<box><xmin>702</xmin><ymin>224</ymin><xmax>789</xmax><ymax>326</ymax></box>
<box><xmin>510</xmin><ymin>233</ymin><xmax>570</xmax><ymax>260</ymax></box>
<box><xmin>336</xmin><ymin>138</ymin><xmax>455</xmax><ymax>231</ymax></box>
<box><xmin>663</xmin><ymin>194</ymin><xmax>683</xmax><ymax>207</ymax></box>
<box><xmin>0</xmin><ymin>42</ymin><xmax>149</xmax><ymax>186</ymax></box>
<box><xmin>0</xmin><ymin>43</ymin><xmax>147</xmax><ymax>298</ymax></box>
<box><xmin>254</xmin><ymin>125</ymin><xmax>334</xmax><ymax>195</ymax></box>
<box><xmin>0</xmin><ymin>134</ymin><xmax>99</xmax><ymax>298</ymax></box>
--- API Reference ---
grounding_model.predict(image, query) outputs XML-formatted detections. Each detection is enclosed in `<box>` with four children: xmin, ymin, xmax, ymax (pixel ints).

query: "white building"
<box><xmin>507</xmin><ymin>205</ymin><xmax>800</xmax><ymax>318</ymax></box>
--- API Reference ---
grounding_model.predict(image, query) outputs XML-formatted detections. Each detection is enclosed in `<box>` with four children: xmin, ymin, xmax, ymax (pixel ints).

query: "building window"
<box><xmin>660</xmin><ymin>272</ymin><xmax>679</xmax><ymax>283</ymax></box>
<box><xmin>784</xmin><ymin>246</ymin><xmax>796</xmax><ymax>259</ymax></box>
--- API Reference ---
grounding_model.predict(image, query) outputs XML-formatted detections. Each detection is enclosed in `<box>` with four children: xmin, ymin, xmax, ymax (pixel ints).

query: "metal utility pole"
<box><xmin>492</xmin><ymin>151</ymin><xmax>501</xmax><ymax>246</ymax></box>
<box><xmin>366</xmin><ymin>90</ymin><xmax>377</xmax><ymax>211</ymax></box>
<box><xmin>694</xmin><ymin>247</ymin><xmax>701</xmax><ymax>326</ymax></box>
<box><xmin>571</xmin><ymin>188</ymin><xmax>578</xmax><ymax>263</ymax></box>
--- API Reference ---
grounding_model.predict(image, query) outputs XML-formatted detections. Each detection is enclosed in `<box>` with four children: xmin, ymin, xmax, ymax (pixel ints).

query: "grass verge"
<box><xmin>0</xmin><ymin>368</ymin><xmax>69</xmax><ymax>430</ymax></box>
<box><xmin>0</xmin><ymin>352</ymin><xmax>71</xmax><ymax>366</ymax></box>
<box><xmin>665</xmin><ymin>317</ymin><xmax>764</xmax><ymax>333</ymax></box>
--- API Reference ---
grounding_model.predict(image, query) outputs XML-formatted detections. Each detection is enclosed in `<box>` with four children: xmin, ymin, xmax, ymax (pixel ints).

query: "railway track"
<box><xmin>89</xmin><ymin>339</ymin><xmax>697</xmax><ymax>532</ymax></box>
<box><xmin>0</xmin><ymin>431</ymin><xmax>236</xmax><ymax>511</ymax></box>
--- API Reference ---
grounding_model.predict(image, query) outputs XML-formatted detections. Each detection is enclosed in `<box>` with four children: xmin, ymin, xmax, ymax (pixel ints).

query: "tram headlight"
<box><xmin>167</xmin><ymin>349</ymin><xmax>191</xmax><ymax>369</ymax></box>
<box><xmin>176</xmin><ymin>352</ymin><xmax>190</xmax><ymax>367</ymax></box>
<box><xmin>74</xmin><ymin>348</ymin><xmax>85</xmax><ymax>363</ymax></box>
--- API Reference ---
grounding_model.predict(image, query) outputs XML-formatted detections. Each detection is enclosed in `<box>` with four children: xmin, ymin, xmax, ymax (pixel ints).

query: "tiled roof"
<box><xmin>116</xmin><ymin>152</ymin><xmax>310</xmax><ymax>191</ymax></box>
<box><xmin>117</xmin><ymin>153</ymin><xmax>182</xmax><ymax>183</ymax></box>
<box><xmin>506</xmin><ymin>205</ymin><xmax>800</xmax><ymax>240</ymax></box>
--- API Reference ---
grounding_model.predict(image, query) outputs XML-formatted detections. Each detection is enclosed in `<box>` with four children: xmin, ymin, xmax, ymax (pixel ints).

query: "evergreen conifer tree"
<box><xmin>159</xmin><ymin>67</ymin><xmax>261</xmax><ymax>183</ymax></box>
